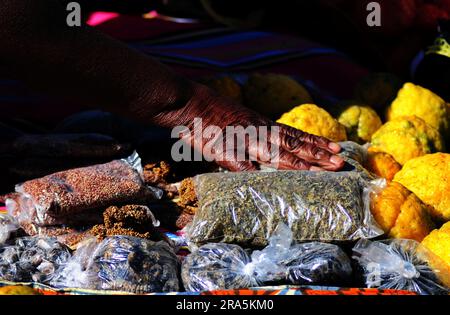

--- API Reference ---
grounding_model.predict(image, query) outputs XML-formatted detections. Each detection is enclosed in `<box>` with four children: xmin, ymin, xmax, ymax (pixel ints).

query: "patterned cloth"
<box><xmin>0</xmin><ymin>281</ymin><xmax>416</xmax><ymax>295</ymax></box>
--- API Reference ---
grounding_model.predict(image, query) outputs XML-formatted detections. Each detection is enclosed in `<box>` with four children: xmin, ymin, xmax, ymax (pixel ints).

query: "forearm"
<box><xmin>0</xmin><ymin>0</ymin><xmax>195</xmax><ymax>126</ymax></box>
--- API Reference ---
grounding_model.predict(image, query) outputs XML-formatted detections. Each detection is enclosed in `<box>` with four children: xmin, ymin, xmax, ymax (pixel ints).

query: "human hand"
<box><xmin>153</xmin><ymin>84</ymin><xmax>345</xmax><ymax>172</ymax></box>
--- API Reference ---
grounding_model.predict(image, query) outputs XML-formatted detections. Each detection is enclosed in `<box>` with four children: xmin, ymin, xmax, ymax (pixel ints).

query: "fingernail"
<box><xmin>330</xmin><ymin>155</ymin><xmax>344</xmax><ymax>165</ymax></box>
<box><xmin>310</xmin><ymin>166</ymin><xmax>323</xmax><ymax>171</ymax></box>
<box><xmin>328</xmin><ymin>143</ymin><xmax>341</xmax><ymax>152</ymax></box>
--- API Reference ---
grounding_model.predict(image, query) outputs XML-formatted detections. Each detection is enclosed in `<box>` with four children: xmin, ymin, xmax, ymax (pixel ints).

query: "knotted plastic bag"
<box><xmin>182</xmin><ymin>224</ymin><xmax>352</xmax><ymax>292</ymax></box>
<box><xmin>0</xmin><ymin>237</ymin><xmax>71</xmax><ymax>284</ymax></box>
<box><xmin>51</xmin><ymin>236</ymin><xmax>179</xmax><ymax>294</ymax></box>
<box><xmin>353</xmin><ymin>239</ymin><xmax>450</xmax><ymax>295</ymax></box>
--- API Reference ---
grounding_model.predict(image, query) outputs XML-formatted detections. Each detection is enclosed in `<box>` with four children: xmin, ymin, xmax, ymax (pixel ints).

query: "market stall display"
<box><xmin>0</xmin><ymin>70</ymin><xmax>449</xmax><ymax>295</ymax></box>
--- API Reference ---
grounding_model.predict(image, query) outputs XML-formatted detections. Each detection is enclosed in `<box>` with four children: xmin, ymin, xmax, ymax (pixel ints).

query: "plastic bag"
<box><xmin>0</xmin><ymin>214</ymin><xmax>20</xmax><ymax>244</ymax></box>
<box><xmin>0</xmin><ymin>237</ymin><xmax>71</xmax><ymax>284</ymax></box>
<box><xmin>353</xmin><ymin>239</ymin><xmax>450</xmax><ymax>295</ymax></box>
<box><xmin>182</xmin><ymin>224</ymin><xmax>352</xmax><ymax>292</ymax></box>
<box><xmin>186</xmin><ymin>170</ymin><xmax>383</xmax><ymax>247</ymax></box>
<box><xmin>338</xmin><ymin>141</ymin><xmax>368</xmax><ymax>165</ymax></box>
<box><xmin>337</xmin><ymin>141</ymin><xmax>374</xmax><ymax>179</ymax></box>
<box><xmin>51</xmin><ymin>236</ymin><xmax>179</xmax><ymax>294</ymax></box>
<box><xmin>6</xmin><ymin>152</ymin><xmax>162</xmax><ymax>226</ymax></box>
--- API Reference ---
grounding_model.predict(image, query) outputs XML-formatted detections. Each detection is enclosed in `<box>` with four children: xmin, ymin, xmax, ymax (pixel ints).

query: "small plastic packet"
<box><xmin>186</xmin><ymin>170</ymin><xmax>383</xmax><ymax>247</ymax></box>
<box><xmin>0</xmin><ymin>214</ymin><xmax>20</xmax><ymax>245</ymax></box>
<box><xmin>51</xmin><ymin>236</ymin><xmax>180</xmax><ymax>294</ymax></box>
<box><xmin>0</xmin><ymin>237</ymin><xmax>71</xmax><ymax>284</ymax></box>
<box><xmin>6</xmin><ymin>152</ymin><xmax>162</xmax><ymax>226</ymax></box>
<box><xmin>352</xmin><ymin>239</ymin><xmax>450</xmax><ymax>295</ymax></box>
<box><xmin>182</xmin><ymin>223</ymin><xmax>352</xmax><ymax>292</ymax></box>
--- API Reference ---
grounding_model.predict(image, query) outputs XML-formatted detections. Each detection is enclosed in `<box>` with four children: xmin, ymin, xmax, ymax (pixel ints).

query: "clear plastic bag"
<box><xmin>182</xmin><ymin>223</ymin><xmax>353</xmax><ymax>292</ymax></box>
<box><xmin>338</xmin><ymin>141</ymin><xmax>374</xmax><ymax>179</ymax></box>
<box><xmin>353</xmin><ymin>239</ymin><xmax>450</xmax><ymax>295</ymax></box>
<box><xmin>186</xmin><ymin>170</ymin><xmax>383</xmax><ymax>247</ymax></box>
<box><xmin>51</xmin><ymin>236</ymin><xmax>179</xmax><ymax>294</ymax></box>
<box><xmin>0</xmin><ymin>237</ymin><xmax>71</xmax><ymax>284</ymax></box>
<box><xmin>6</xmin><ymin>152</ymin><xmax>162</xmax><ymax>226</ymax></box>
<box><xmin>0</xmin><ymin>214</ymin><xmax>19</xmax><ymax>244</ymax></box>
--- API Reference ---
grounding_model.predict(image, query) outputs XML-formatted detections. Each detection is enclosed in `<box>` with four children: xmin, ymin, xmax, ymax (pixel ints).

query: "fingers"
<box><xmin>276</xmin><ymin>123</ymin><xmax>341</xmax><ymax>153</ymax></box>
<box><xmin>281</xmin><ymin>136</ymin><xmax>345</xmax><ymax>171</ymax></box>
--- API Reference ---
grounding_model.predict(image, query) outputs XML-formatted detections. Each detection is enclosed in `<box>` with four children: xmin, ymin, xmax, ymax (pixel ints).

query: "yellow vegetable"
<box><xmin>394</xmin><ymin>153</ymin><xmax>450</xmax><ymax>221</ymax></box>
<box><xmin>243</xmin><ymin>73</ymin><xmax>313</xmax><ymax>119</ymax></box>
<box><xmin>365</xmin><ymin>147</ymin><xmax>402</xmax><ymax>181</ymax></box>
<box><xmin>422</xmin><ymin>222</ymin><xmax>450</xmax><ymax>268</ymax></box>
<box><xmin>277</xmin><ymin>104</ymin><xmax>347</xmax><ymax>142</ymax></box>
<box><xmin>387</xmin><ymin>83</ymin><xmax>450</xmax><ymax>138</ymax></box>
<box><xmin>370</xmin><ymin>116</ymin><xmax>445</xmax><ymax>165</ymax></box>
<box><xmin>353</xmin><ymin>72</ymin><xmax>403</xmax><ymax>111</ymax></box>
<box><xmin>370</xmin><ymin>182</ymin><xmax>435</xmax><ymax>242</ymax></box>
<box><xmin>199</xmin><ymin>76</ymin><xmax>243</xmax><ymax>103</ymax></box>
<box><xmin>338</xmin><ymin>105</ymin><xmax>382</xmax><ymax>143</ymax></box>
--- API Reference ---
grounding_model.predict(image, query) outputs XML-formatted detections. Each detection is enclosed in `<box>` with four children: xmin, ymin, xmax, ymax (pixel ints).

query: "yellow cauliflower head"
<box><xmin>198</xmin><ymin>76</ymin><xmax>243</xmax><ymax>103</ymax></box>
<box><xmin>338</xmin><ymin>105</ymin><xmax>382</xmax><ymax>144</ymax></box>
<box><xmin>365</xmin><ymin>147</ymin><xmax>402</xmax><ymax>181</ymax></box>
<box><xmin>370</xmin><ymin>116</ymin><xmax>445</xmax><ymax>165</ymax></box>
<box><xmin>243</xmin><ymin>73</ymin><xmax>313</xmax><ymax>119</ymax></box>
<box><xmin>387</xmin><ymin>83</ymin><xmax>450</xmax><ymax>138</ymax></box>
<box><xmin>394</xmin><ymin>153</ymin><xmax>450</xmax><ymax>222</ymax></box>
<box><xmin>353</xmin><ymin>72</ymin><xmax>403</xmax><ymax>111</ymax></box>
<box><xmin>370</xmin><ymin>182</ymin><xmax>435</xmax><ymax>242</ymax></box>
<box><xmin>422</xmin><ymin>222</ymin><xmax>450</xmax><ymax>272</ymax></box>
<box><xmin>277</xmin><ymin>104</ymin><xmax>347</xmax><ymax>142</ymax></box>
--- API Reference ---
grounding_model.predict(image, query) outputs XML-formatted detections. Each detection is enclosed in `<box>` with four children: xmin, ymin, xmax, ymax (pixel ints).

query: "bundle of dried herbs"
<box><xmin>177</xmin><ymin>178</ymin><xmax>198</xmax><ymax>214</ymax></box>
<box><xmin>187</xmin><ymin>171</ymin><xmax>382</xmax><ymax>247</ymax></box>
<box><xmin>91</xmin><ymin>205</ymin><xmax>163</xmax><ymax>241</ymax></box>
